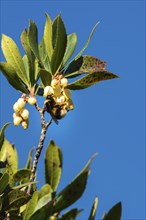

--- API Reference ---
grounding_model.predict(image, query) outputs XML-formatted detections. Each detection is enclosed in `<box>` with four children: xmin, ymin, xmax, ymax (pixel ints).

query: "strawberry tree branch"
<box><xmin>27</xmin><ymin>103</ymin><xmax>52</xmax><ymax>194</ymax></box>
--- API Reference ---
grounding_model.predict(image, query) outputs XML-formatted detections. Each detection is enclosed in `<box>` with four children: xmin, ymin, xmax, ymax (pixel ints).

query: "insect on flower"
<box><xmin>44</xmin><ymin>95</ymin><xmax>68</xmax><ymax>124</ymax></box>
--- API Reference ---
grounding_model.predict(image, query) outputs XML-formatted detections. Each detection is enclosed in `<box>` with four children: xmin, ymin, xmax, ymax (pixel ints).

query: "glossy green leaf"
<box><xmin>13</xmin><ymin>169</ymin><xmax>31</xmax><ymax>183</ymax></box>
<box><xmin>73</xmin><ymin>22</ymin><xmax>99</xmax><ymax>61</ymax></box>
<box><xmin>62</xmin><ymin>33</ymin><xmax>77</xmax><ymax>66</ymax></box>
<box><xmin>59</xmin><ymin>209</ymin><xmax>82</xmax><ymax>220</ymax></box>
<box><xmin>45</xmin><ymin>140</ymin><xmax>63</xmax><ymax>191</ymax></box>
<box><xmin>39</xmin><ymin>69</ymin><xmax>52</xmax><ymax>87</ymax></box>
<box><xmin>39</xmin><ymin>38</ymin><xmax>47</xmax><ymax>65</ymax></box>
<box><xmin>23</xmin><ymin>191</ymin><xmax>39</xmax><ymax>220</ymax></box>
<box><xmin>0</xmin><ymin>139</ymin><xmax>18</xmax><ymax>186</ymax></box>
<box><xmin>65</xmin><ymin>22</ymin><xmax>99</xmax><ymax>70</ymax></box>
<box><xmin>21</xmin><ymin>28</ymin><xmax>34</xmax><ymax>61</ymax></box>
<box><xmin>39</xmin><ymin>184</ymin><xmax>53</xmax><ymax>199</ymax></box>
<box><xmin>25</xmin><ymin>147</ymin><xmax>34</xmax><ymax>169</ymax></box>
<box><xmin>0</xmin><ymin>172</ymin><xmax>9</xmax><ymax>194</ymax></box>
<box><xmin>44</xmin><ymin>13</ymin><xmax>53</xmax><ymax>60</ymax></box>
<box><xmin>54</xmin><ymin>154</ymin><xmax>96</xmax><ymax>213</ymax></box>
<box><xmin>29</xmin><ymin>199</ymin><xmax>55</xmax><ymax>220</ymax></box>
<box><xmin>65</xmin><ymin>56</ymin><xmax>107</xmax><ymax>78</ymax></box>
<box><xmin>12</xmin><ymin>181</ymin><xmax>38</xmax><ymax>190</ymax></box>
<box><xmin>0</xmin><ymin>122</ymin><xmax>10</xmax><ymax>150</ymax></box>
<box><xmin>1</xmin><ymin>34</ymin><xmax>28</xmax><ymax>85</ymax></box>
<box><xmin>88</xmin><ymin>197</ymin><xmax>98</xmax><ymax>220</ymax></box>
<box><xmin>67</xmin><ymin>71</ymin><xmax>119</xmax><ymax>90</ymax></box>
<box><xmin>2</xmin><ymin>189</ymin><xmax>30</xmax><ymax>211</ymax></box>
<box><xmin>23</xmin><ymin>55</ymin><xmax>30</xmax><ymax>80</ymax></box>
<box><xmin>51</xmin><ymin>15</ymin><xmax>67</xmax><ymax>74</ymax></box>
<box><xmin>102</xmin><ymin>202</ymin><xmax>122</xmax><ymax>220</ymax></box>
<box><xmin>21</xmin><ymin>28</ymin><xmax>35</xmax><ymax>86</ymax></box>
<box><xmin>0</xmin><ymin>62</ymin><xmax>29</xmax><ymax>93</ymax></box>
<box><xmin>34</xmin><ymin>59</ymin><xmax>40</xmax><ymax>82</ymax></box>
<box><xmin>39</xmin><ymin>38</ymin><xmax>52</xmax><ymax>73</ymax></box>
<box><xmin>34</xmin><ymin>193</ymin><xmax>52</xmax><ymax>212</ymax></box>
<box><xmin>28</xmin><ymin>20</ymin><xmax>40</xmax><ymax>61</ymax></box>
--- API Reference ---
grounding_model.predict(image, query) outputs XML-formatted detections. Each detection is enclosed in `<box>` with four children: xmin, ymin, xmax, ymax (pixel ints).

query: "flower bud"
<box><xmin>13</xmin><ymin>102</ymin><xmax>21</xmax><ymax>113</ymax></box>
<box><xmin>17</xmin><ymin>98</ymin><xmax>26</xmax><ymax>108</ymax></box>
<box><xmin>21</xmin><ymin>108</ymin><xmax>29</xmax><ymax>120</ymax></box>
<box><xmin>56</xmin><ymin>95</ymin><xmax>66</xmax><ymax>104</ymax></box>
<box><xmin>22</xmin><ymin>120</ymin><xmax>28</xmax><ymax>129</ymax></box>
<box><xmin>53</xmin><ymin>86</ymin><xmax>62</xmax><ymax>97</ymax></box>
<box><xmin>43</xmin><ymin>86</ymin><xmax>54</xmax><ymax>97</ymax></box>
<box><xmin>28</xmin><ymin>97</ymin><xmax>36</xmax><ymax>105</ymax></box>
<box><xmin>13</xmin><ymin>116</ymin><xmax>22</xmax><ymax>126</ymax></box>
<box><xmin>68</xmin><ymin>99</ymin><xmax>74</xmax><ymax>110</ymax></box>
<box><xmin>63</xmin><ymin>89</ymin><xmax>71</xmax><ymax>100</ymax></box>
<box><xmin>51</xmin><ymin>78</ymin><xmax>60</xmax><ymax>88</ymax></box>
<box><xmin>61</xmin><ymin>77</ymin><xmax>68</xmax><ymax>87</ymax></box>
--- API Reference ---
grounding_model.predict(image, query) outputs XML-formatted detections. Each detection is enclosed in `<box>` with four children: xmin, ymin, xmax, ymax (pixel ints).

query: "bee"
<box><xmin>44</xmin><ymin>95</ymin><xmax>68</xmax><ymax>124</ymax></box>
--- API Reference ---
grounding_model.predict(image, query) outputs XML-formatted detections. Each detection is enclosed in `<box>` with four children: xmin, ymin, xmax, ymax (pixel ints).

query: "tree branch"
<box><xmin>27</xmin><ymin>104</ymin><xmax>52</xmax><ymax>195</ymax></box>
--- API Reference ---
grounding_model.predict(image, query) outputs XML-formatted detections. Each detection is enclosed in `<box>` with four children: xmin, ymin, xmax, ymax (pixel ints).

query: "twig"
<box><xmin>27</xmin><ymin>104</ymin><xmax>52</xmax><ymax>195</ymax></box>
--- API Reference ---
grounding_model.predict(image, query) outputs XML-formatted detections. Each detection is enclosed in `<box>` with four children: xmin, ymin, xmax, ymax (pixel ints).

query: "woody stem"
<box><xmin>27</xmin><ymin>103</ymin><xmax>52</xmax><ymax>195</ymax></box>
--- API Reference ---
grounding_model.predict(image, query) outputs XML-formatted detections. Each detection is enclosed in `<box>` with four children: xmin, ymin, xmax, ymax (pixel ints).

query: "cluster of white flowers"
<box><xmin>13</xmin><ymin>96</ymin><xmax>36</xmax><ymax>129</ymax></box>
<box><xmin>43</xmin><ymin>76</ymin><xmax>74</xmax><ymax>118</ymax></box>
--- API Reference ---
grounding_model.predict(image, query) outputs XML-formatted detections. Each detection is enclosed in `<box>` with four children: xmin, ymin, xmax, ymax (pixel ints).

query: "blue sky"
<box><xmin>0</xmin><ymin>1</ymin><xmax>145</xmax><ymax>220</ymax></box>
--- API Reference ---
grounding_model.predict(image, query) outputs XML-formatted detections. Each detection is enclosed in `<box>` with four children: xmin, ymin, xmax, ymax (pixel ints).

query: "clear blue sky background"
<box><xmin>0</xmin><ymin>1</ymin><xmax>145</xmax><ymax>220</ymax></box>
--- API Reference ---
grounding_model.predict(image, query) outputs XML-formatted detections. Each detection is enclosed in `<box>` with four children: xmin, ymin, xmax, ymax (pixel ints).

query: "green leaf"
<box><xmin>12</xmin><ymin>181</ymin><xmax>38</xmax><ymax>190</ymax></box>
<box><xmin>59</xmin><ymin>209</ymin><xmax>82</xmax><ymax>220</ymax></box>
<box><xmin>28</xmin><ymin>20</ymin><xmax>40</xmax><ymax>61</ymax></box>
<box><xmin>34</xmin><ymin>59</ymin><xmax>40</xmax><ymax>82</ymax></box>
<box><xmin>0</xmin><ymin>62</ymin><xmax>29</xmax><ymax>93</ymax></box>
<box><xmin>34</xmin><ymin>193</ymin><xmax>52</xmax><ymax>212</ymax></box>
<box><xmin>21</xmin><ymin>28</ymin><xmax>34</xmax><ymax>61</ymax></box>
<box><xmin>88</xmin><ymin>197</ymin><xmax>98</xmax><ymax>220</ymax></box>
<box><xmin>1</xmin><ymin>34</ymin><xmax>29</xmax><ymax>85</ymax></box>
<box><xmin>67</xmin><ymin>71</ymin><xmax>119</xmax><ymax>90</ymax></box>
<box><xmin>23</xmin><ymin>55</ymin><xmax>30</xmax><ymax>81</ymax></box>
<box><xmin>29</xmin><ymin>199</ymin><xmax>55</xmax><ymax>220</ymax></box>
<box><xmin>23</xmin><ymin>191</ymin><xmax>39</xmax><ymax>220</ymax></box>
<box><xmin>44</xmin><ymin>13</ymin><xmax>53</xmax><ymax>60</ymax></box>
<box><xmin>39</xmin><ymin>69</ymin><xmax>52</xmax><ymax>87</ymax></box>
<box><xmin>39</xmin><ymin>38</ymin><xmax>47</xmax><ymax>65</ymax></box>
<box><xmin>102</xmin><ymin>202</ymin><xmax>122</xmax><ymax>220</ymax></box>
<box><xmin>72</xmin><ymin>22</ymin><xmax>99</xmax><ymax>61</ymax></box>
<box><xmin>0</xmin><ymin>123</ymin><xmax>10</xmax><ymax>150</ymax></box>
<box><xmin>21</xmin><ymin>28</ymin><xmax>35</xmax><ymax>86</ymax></box>
<box><xmin>13</xmin><ymin>169</ymin><xmax>31</xmax><ymax>183</ymax></box>
<box><xmin>51</xmin><ymin>15</ymin><xmax>67</xmax><ymax>74</ymax></box>
<box><xmin>0</xmin><ymin>139</ymin><xmax>18</xmax><ymax>186</ymax></box>
<box><xmin>2</xmin><ymin>189</ymin><xmax>30</xmax><ymax>211</ymax></box>
<box><xmin>39</xmin><ymin>38</ymin><xmax>52</xmax><ymax>73</ymax></box>
<box><xmin>62</xmin><ymin>33</ymin><xmax>77</xmax><ymax>66</ymax></box>
<box><xmin>25</xmin><ymin>147</ymin><xmax>34</xmax><ymax>169</ymax></box>
<box><xmin>39</xmin><ymin>184</ymin><xmax>53</xmax><ymax>199</ymax></box>
<box><xmin>65</xmin><ymin>56</ymin><xmax>107</xmax><ymax>78</ymax></box>
<box><xmin>54</xmin><ymin>154</ymin><xmax>97</xmax><ymax>213</ymax></box>
<box><xmin>65</xmin><ymin>22</ymin><xmax>100</xmax><ymax>70</ymax></box>
<box><xmin>45</xmin><ymin>140</ymin><xmax>63</xmax><ymax>191</ymax></box>
<box><xmin>0</xmin><ymin>172</ymin><xmax>9</xmax><ymax>195</ymax></box>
